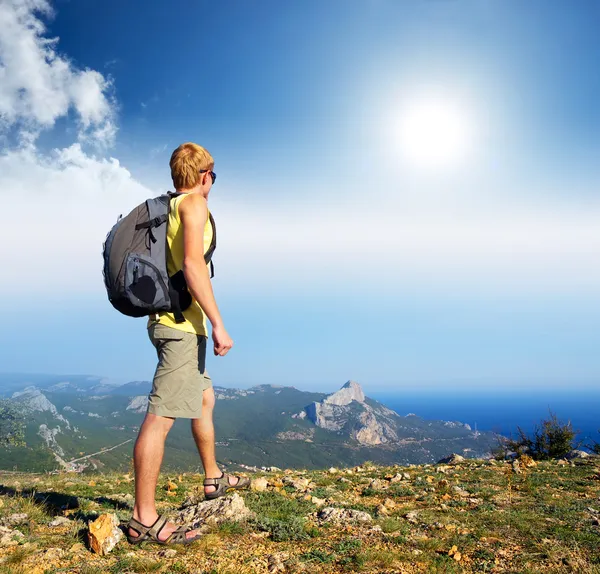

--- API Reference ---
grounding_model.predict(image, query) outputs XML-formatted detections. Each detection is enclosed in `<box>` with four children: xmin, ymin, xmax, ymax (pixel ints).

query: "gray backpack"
<box><xmin>102</xmin><ymin>192</ymin><xmax>216</xmax><ymax>323</ymax></box>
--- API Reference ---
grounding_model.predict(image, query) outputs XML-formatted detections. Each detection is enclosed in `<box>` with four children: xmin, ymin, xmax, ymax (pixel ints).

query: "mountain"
<box><xmin>0</xmin><ymin>373</ymin><xmax>119</xmax><ymax>397</ymax></box>
<box><xmin>0</xmin><ymin>376</ymin><xmax>499</xmax><ymax>473</ymax></box>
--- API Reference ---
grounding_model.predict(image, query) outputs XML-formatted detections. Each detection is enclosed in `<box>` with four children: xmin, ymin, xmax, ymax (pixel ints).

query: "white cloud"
<box><xmin>211</xmin><ymin>191</ymin><xmax>600</xmax><ymax>296</ymax></box>
<box><xmin>0</xmin><ymin>0</ymin><xmax>115</xmax><ymax>146</ymax></box>
<box><xmin>1</xmin><ymin>0</ymin><xmax>599</xmax><ymax>303</ymax></box>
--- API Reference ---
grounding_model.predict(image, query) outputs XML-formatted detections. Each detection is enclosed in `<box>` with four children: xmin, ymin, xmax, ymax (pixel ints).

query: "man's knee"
<box><xmin>202</xmin><ymin>387</ymin><xmax>215</xmax><ymax>410</ymax></box>
<box><xmin>142</xmin><ymin>412</ymin><xmax>175</xmax><ymax>437</ymax></box>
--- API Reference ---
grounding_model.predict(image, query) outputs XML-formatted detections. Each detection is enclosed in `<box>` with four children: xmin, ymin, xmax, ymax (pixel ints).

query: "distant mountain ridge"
<box><xmin>0</xmin><ymin>374</ymin><xmax>498</xmax><ymax>472</ymax></box>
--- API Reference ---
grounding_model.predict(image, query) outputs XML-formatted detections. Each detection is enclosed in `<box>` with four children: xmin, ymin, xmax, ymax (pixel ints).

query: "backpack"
<box><xmin>102</xmin><ymin>192</ymin><xmax>216</xmax><ymax>323</ymax></box>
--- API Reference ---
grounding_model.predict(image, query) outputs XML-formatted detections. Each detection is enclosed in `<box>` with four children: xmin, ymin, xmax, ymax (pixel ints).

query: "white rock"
<box><xmin>0</xmin><ymin>525</ymin><xmax>24</xmax><ymax>547</ymax></box>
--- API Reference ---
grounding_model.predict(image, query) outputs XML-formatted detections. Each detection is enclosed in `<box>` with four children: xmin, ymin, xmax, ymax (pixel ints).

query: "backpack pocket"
<box><xmin>125</xmin><ymin>253</ymin><xmax>170</xmax><ymax>311</ymax></box>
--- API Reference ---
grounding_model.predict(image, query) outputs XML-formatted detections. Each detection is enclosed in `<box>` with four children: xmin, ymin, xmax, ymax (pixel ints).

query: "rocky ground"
<box><xmin>0</xmin><ymin>455</ymin><xmax>599</xmax><ymax>573</ymax></box>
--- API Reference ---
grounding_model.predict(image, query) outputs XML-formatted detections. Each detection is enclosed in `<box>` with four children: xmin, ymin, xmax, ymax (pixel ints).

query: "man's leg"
<box><xmin>130</xmin><ymin>413</ymin><xmax>200</xmax><ymax>540</ymax></box>
<box><xmin>191</xmin><ymin>387</ymin><xmax>240</xmax><ymax>495</ymax></box>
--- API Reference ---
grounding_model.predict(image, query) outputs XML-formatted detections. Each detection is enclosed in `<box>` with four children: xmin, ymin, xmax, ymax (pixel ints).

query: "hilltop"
<box><xmin>0</xmin><ymin>456</ymin><xmax>599</xmax><ymax>573</ymax></box>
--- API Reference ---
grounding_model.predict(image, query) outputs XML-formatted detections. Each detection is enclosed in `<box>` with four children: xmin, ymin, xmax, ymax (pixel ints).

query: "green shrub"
<box><xmin>503</xmin><ymin>410</ymin><xmax>578</xmax><ymax>460</ymax></box>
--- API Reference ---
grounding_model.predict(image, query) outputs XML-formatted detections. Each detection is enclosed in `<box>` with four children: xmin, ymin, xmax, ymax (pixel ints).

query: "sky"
<box><xmin>1</xmin><ymin>0</ymin><xmax>599</xmax><ymax>393</ymax></box>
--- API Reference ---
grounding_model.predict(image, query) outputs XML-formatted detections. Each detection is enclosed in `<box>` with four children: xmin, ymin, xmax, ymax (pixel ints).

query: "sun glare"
<box><xmin>396</xmin><ymin>97</ymin><xmax>473</xmax><ymax>170</ymax></box>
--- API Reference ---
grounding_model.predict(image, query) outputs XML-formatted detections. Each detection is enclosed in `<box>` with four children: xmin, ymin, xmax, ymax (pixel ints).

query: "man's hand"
<box><xmin>212</xmin><ymin>324</ymin><xmax>233</xmax><ymax>356</ymax></box>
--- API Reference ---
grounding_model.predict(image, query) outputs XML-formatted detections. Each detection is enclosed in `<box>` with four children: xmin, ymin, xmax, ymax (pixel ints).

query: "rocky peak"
<box><xmin>12</xmin><ymin>388</ymin><xmax>70</xmax><ymax>428</ymax></box>
<box><xmin>323</xmin><ymin>380</ymin><xmax>365</xmax><ymax>406</ymax></box>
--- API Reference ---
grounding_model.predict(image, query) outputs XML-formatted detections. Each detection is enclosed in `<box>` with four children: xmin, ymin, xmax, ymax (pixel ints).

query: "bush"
<box><xmin>503</xmin><ymin>410</ymin><xmax>578</xmax><ymax>460</ymax></box>
<box><xmin>586</xmin><ymin>430</ymin><xmax>600</xmax><ymax>455</ymax></box>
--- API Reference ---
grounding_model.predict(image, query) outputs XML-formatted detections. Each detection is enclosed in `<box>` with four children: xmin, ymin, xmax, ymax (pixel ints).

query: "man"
<box><xmin>127</xmin><ymin>143</ymin><xmax>249</xmax><ymax>545</ymax></box>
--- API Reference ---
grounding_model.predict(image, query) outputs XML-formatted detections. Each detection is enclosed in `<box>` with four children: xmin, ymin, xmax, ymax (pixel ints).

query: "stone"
<box><xmin>566</xmin><ymin>450</ymin><xmax>591</xmax><ymax>460</ymax></box>
<box><xmin>311</xmin><ymin>497</ymin><xmax>327</xmax><ymax>507</ymax></box>
<box><xmin>49</xmin><ymin>516</ymin><xmax>71</xmax><ymax>527</ymax></box>
<box><xmin>519</xmin><ymin>455</ymin><xmax>537</xmax><ymax>468</ymax></box>
<box><xmin>158</xmin><ymin>548</ymin><xmax>178</xmax><ymax>558</ymax></box>
<box><xmin>283</xmin><ymin>477</ymin><xmax>312</xmax><ymax>491</ymax></box>
<box><xmin>0</xmin><ymin>525</ymin><xmax>24</xmax><ymax>547</ymax></box>
<box><xmin>328</xmin><ymin>467</ymin><xmax>338</xmax><ymax>474</ymax></box>
<box><xmin>88</xmin><ymin>513</ymin><xmax>123</xmax><ymax>555</ymax></box>
<box><xmin>404</xmin><ymin>511</ymin><xmax>419</xmax><ymax>524</ymax></box>
<box><xmin>338</xmin><ymin>477</ymin><xmax>351</xmax><ymax>484</ymax></box>
<box><xmin>452</xmin><ymin>486</ymin><xmax>470</xmax><ymax>498</ymax></box>
<box><xmin>367</xmin><ymin>479</ymin><xmax>388</xmax><ymax>491</ymax></box>
<box><xmin>176</xmin><ymin>492</ymin><xmax>254</xmax><ymax>530</ymax></box>
<box><xmin>4</xmin><ymin>513</ymin><xmax>28</xmax><ymax>526</ymax></box>
<box><xmin>389</xmin><ymin>473</ymin><xmax>405</xmax><ymax>483</ymax></box>
<box><xmin>267</xmin><ymin>552</ymin><xmax>289</xmax><ymax>573</ymax></box>
<box><xmin>317</xmin><ymin>507</ymin><xmax>373</xmax><ymax>524</ymax></box>
<box><xmin>251</xmin><ymin>477</ymin><xmax>269</xmax><ymax>492</ymax></box>
<box><xmin>377</xmin><ymin>498</ymin><xmax>397</xmax><ymax>516</ymax></box>
<box><xmin>438</xmin><ymin>454</ymin><xmax>465</xmax><ymax>465</ymax></box>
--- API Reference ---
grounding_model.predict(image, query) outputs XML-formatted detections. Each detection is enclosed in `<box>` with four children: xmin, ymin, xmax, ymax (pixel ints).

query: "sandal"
<box><xmin>126</xmin><ymin>514</ymin><xmax>201</xmax><ymax>545</ymax></box>
<box><xmin>203</xmin><ymin>472</ymin><xmax>250</xmax><ymax>500</ymax></box>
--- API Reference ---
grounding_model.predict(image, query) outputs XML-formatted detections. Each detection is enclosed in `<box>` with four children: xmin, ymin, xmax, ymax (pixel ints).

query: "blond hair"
<box><xmin>169</xmin><ymin>143</ymin><xmax>214</xmax><ymax>190</ymax></box>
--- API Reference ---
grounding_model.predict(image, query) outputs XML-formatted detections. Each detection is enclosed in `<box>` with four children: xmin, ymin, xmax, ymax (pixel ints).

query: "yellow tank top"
<box><xmin>150</xmin><ymin>193</ymin><xmax>214</xmax><ymax>336</ymax></box>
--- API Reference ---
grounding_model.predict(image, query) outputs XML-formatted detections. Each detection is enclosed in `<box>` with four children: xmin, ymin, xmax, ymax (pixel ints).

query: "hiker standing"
<box><xmin>123</xmin><ymin>143</ymin><xmax>250</xmax><ymax>544</ymax></box>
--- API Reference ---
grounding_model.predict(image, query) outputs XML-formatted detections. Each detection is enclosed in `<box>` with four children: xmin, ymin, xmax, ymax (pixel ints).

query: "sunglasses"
<box><xmin>200</xmin><ymin>169</ymin><xmax>217</xmax><ymax>184</ymax></box>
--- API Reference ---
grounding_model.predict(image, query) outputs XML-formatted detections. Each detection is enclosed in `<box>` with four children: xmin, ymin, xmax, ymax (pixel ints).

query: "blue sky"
<box><xmin>1</xmin><ymin>0</ymin><xmax>600</xmax><ymax>393</ymax></box>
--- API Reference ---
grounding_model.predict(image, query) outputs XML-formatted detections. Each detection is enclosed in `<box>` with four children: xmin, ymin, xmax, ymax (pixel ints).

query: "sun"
<box><xmin>396</xmin><ymin>97</ymin><xmax>473</xmax><ymax>170</ymax></box>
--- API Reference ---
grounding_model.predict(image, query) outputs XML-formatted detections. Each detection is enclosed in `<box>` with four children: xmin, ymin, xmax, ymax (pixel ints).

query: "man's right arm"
<box><xmin>179</xmin><ymin>193</ymin><xmax>233</xmax><ymax>356</ymax></box>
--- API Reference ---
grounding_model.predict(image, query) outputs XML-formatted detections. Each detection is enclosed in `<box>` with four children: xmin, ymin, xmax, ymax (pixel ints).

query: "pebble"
<box><xmin>49</xmin><ymin>517</ymin><xmax>71</xmax><ymax>528</ymax></box>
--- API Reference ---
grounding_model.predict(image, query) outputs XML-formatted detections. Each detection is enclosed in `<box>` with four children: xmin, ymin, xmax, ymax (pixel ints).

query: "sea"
<box><xmin>371</xmin><ymin>389</ymin><xmax>600</xmax><ymax>448</ymax></box>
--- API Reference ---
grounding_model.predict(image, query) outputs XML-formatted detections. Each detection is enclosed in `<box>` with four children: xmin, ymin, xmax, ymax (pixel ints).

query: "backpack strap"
<box><xmin>206</xmin><ymin>213</ymin><xmax>217</xmax><ymax>279</ymax></box>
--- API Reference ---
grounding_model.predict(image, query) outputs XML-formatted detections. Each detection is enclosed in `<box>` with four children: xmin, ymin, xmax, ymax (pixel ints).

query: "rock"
<box><xmin>404</xmin><ymin>511</ymin><xmax>419</xmax><ymax>524</ymax></box>
<box><xmin>0</xmin><ymin>525</ymin><xmax>24</xmax><ymax>547</ymax></box>
<box><xmin>328</xmin><ymin>467</ymin><xmax>338</xmax><ymax>474</ymax></box>
<box><xmin>88</xmin><ymin>513</ymin><xmax>123</xmax><ymax>555</ymax></box>
<box><xmin>367</xmin><ymin>479</ymin><xmax>388</xmax><ymax>491</ymax></box>
<box><xmin>512</xmin><ymin>460</ymin><xmax>522</xmax><ymax>474</ymax></box>
<box><xmin>267</xmin><ymin>552</ymin><xmax>289</xmax><ymax>573</ymax></box>
<box><xmin>317</xmin><ymin>507</ymin><xmax>372</xmax><ymax>524</ymax></box>
<box><xmin>251</xmin><ymin>477</ymin><xmax>269</xmax><ymax>492</ymax></box>
<box><xmin>311</xmin><ymin>497</ymin><xmax>327</xmax><ymax>507</ymax></box>
<box><xmin>49</xmin><ymin>516</ymin><xmax>71</xmax><ymax>527</ymax></box>
<box><xmin>338</xmin><ymin>477</ymin><xmax>351</xmax><ymax>484</ymax></box>
<box><xmin>592</xmin><ymin>517</ymin><xmax>600</xmax><ymax>526</ymax></box>
<box><xmin>4</xmin><ymin>513</ymin><xmax>28</xmax><ymax>526</ymax></box>
<box><xmin>158</xmin><ymin>548</ymin><xmax>178</xmax><ymax>558</ymax></box>
<box><xmin>519</xmin><ymin>454</ymin><xmax>537</xmax><ymax>468</ymax></box>
<box><xmin>452</xmin><ymin>486</ymin><xmax>470</xmax><ymax>498</ymax></box>
<box><xmin>438</xmin><ymin>454</ymin><xmax>465</xmax><ymax>465</ymax></box>
<box><xmin>283</xmin><ymin>477</ymin><xmax>312</xmax><ymax>491</ymax></box>
<box><xmin>377</xmin><ymin>498</ymin><xmax>397</xmax><ymax>516</ymax></box>
<box><xmin>266</xmin><ymin>466</ymin><xmax>281</xmax><ymax>472</ymax></box>
<box><xmin>165</xmin><ymin>480</ymin><xmax>178</xmax><ymax>491</ymax></box>
<box><xmin>176</xmin><ymin>492</ymin><xmax>254</xmax><ymax>530</ymax></box>
<box><xmin>566</xmin><ymin>450</ymin><xmax>591</xmax><ymax>460</ymax></box>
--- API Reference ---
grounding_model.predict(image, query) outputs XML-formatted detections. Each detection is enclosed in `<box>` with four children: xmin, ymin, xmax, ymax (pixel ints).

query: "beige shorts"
<box><xmin>147</xmin><ymin>323</ymin><xmax>212</xmax><ymax>419</ymax></box>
